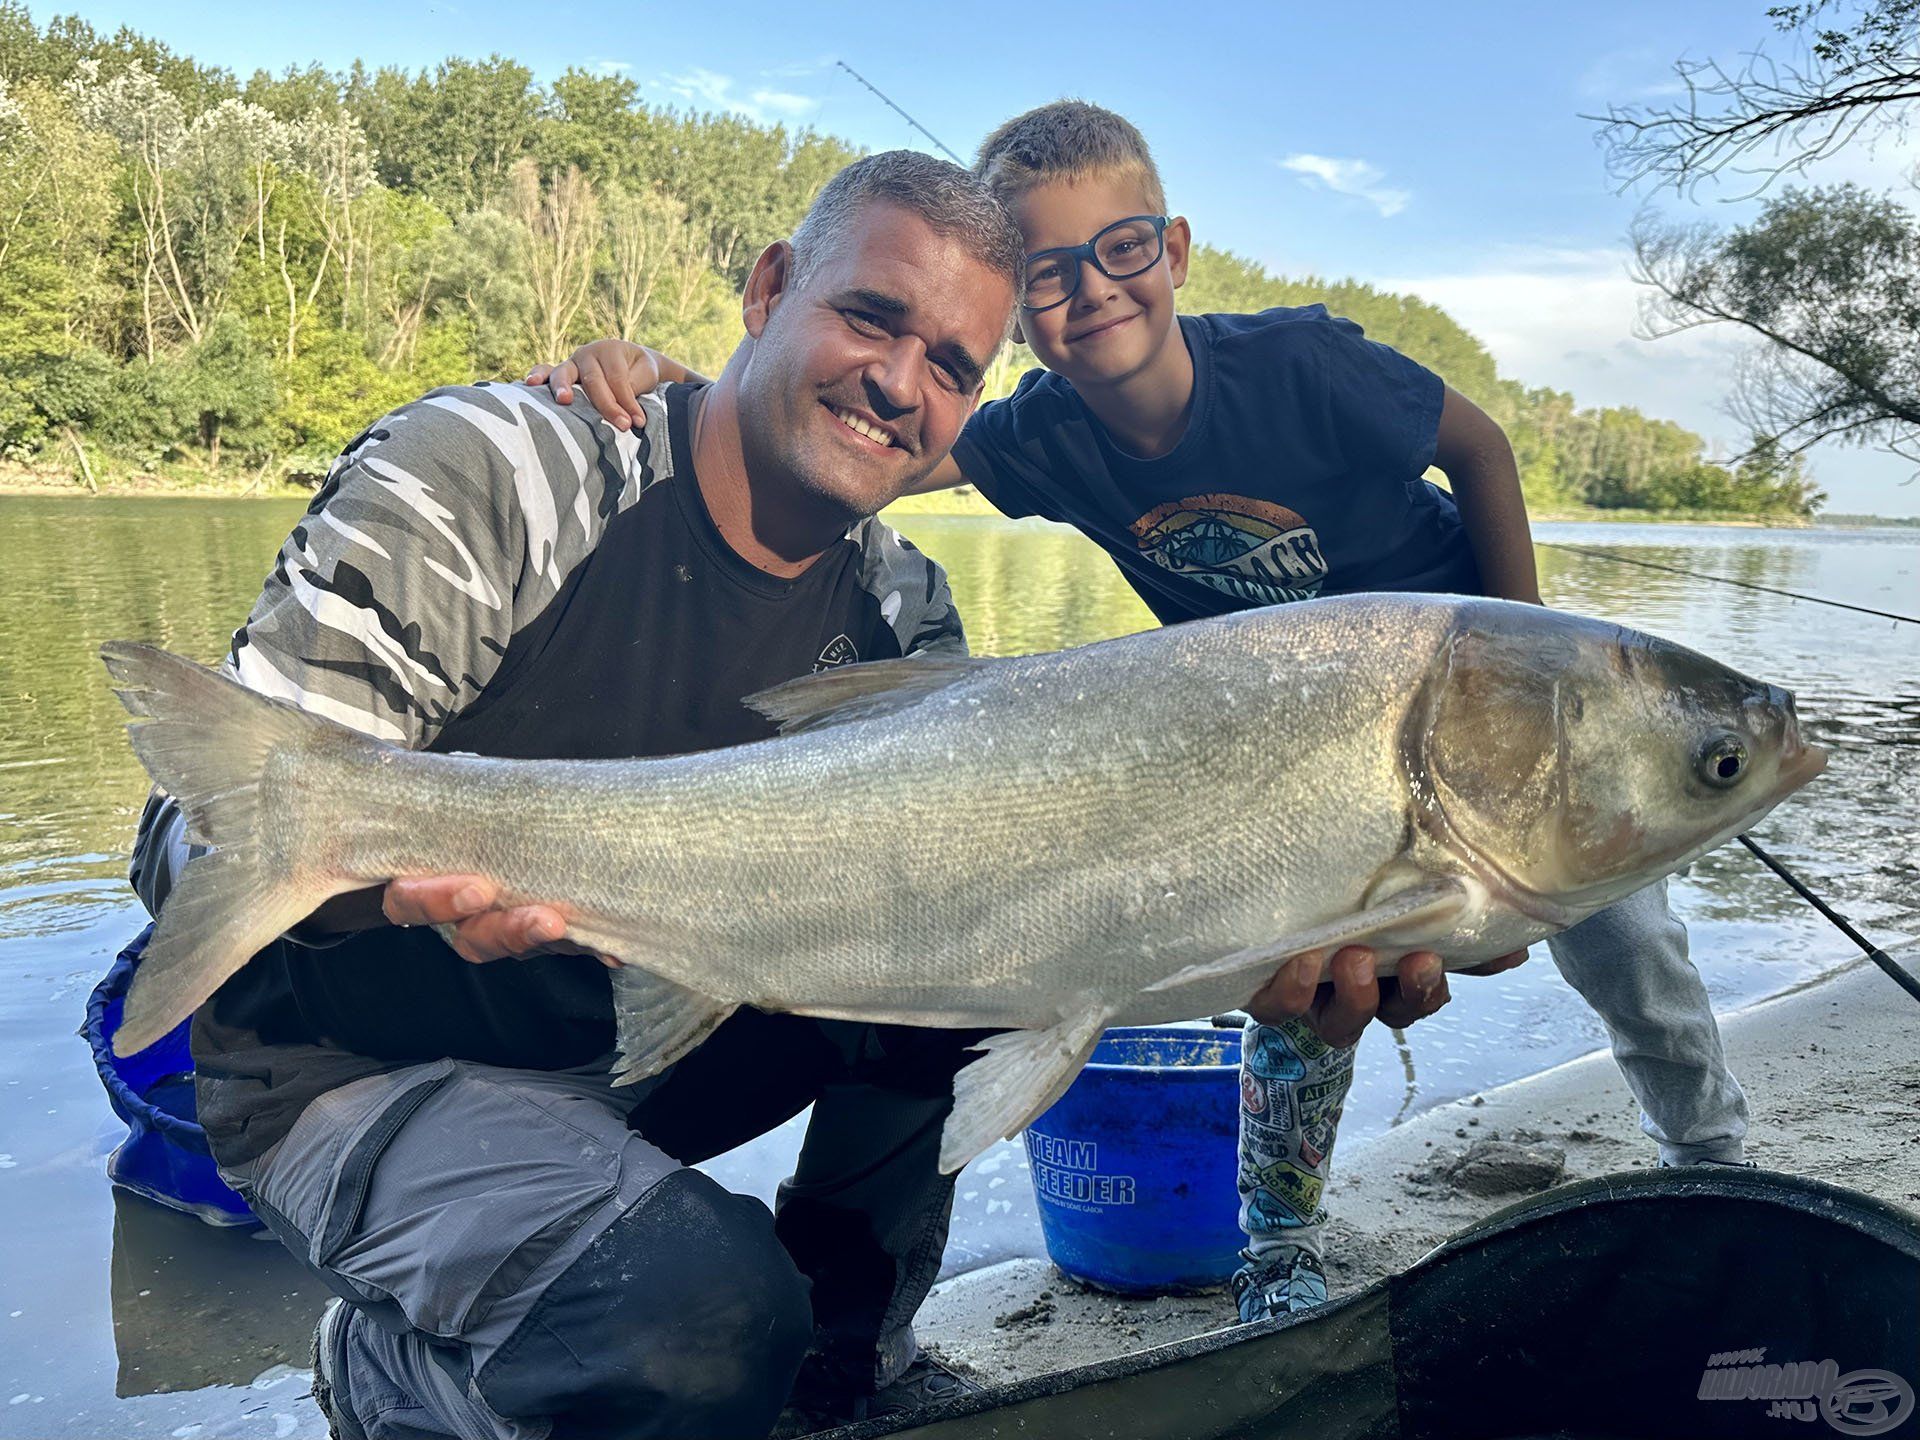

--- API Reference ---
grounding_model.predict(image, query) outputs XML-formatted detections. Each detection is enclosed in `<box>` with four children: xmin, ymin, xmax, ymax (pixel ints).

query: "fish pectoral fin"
<box><xmin>606</xmin><ymin>967</ymin><xmax>736</xmax><ymax>1086</ymax></box>
<box><xmin>1141</xmin><ymin>877</ymin><xmax>1476</xmax><ymax>995</ymax></box>
<box><xmin>744</xmin><ymin>653</ymin><xmax>993</xmax><ymax>734</ymax></box>
<box><xmin>938</xmin><ymin>1001</ymin><xmax>1109</xmax><ymax>1175</ymax></box>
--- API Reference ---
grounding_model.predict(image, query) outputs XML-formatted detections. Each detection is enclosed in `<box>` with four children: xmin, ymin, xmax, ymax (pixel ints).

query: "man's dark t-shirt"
<box><xmin>130</xmin><ymin>382</ymin><xmax>964</xmax><ymax>1163</ymax></box>
<box><xmin>952</xmin><ymin>306</ymin><xmax>1481</xmax><ymax>624</ymax></box>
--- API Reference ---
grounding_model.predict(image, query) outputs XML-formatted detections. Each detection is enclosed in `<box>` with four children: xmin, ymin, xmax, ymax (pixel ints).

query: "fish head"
<box><xmin>1409</xmin><ymin>600</ymin><xmax>1828</xmax><ymax>922</ymax></box>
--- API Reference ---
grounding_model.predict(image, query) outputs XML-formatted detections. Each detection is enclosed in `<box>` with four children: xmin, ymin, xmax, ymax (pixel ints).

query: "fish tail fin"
<box><xmin>101</xmin><ymin>641</ymin><xmax>356</xmax><ymax>1057</ymax></box>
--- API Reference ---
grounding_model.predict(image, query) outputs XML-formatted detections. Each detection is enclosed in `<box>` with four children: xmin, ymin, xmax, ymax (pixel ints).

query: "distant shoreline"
<box><xmin>3</xmin><ymin>472</ymin><xmax>1911</xmax><ymax>530</ymax></box>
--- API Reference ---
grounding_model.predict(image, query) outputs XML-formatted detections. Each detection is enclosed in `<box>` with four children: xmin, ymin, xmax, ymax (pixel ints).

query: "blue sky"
<box><xmin>39</xmin><ymin>1</ymin><xmax>1920</xmax><ymax>514</ymax></box>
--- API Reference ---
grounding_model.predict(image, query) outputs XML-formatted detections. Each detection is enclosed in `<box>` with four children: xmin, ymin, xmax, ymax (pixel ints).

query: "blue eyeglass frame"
<box><xmin>1021</xmin><ymin>214</ymin><xmax>1170</xmax><ymax>313</ymax></box>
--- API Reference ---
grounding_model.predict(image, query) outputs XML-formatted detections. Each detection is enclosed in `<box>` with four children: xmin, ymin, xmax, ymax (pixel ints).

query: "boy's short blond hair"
<box><xmin>973</xmin><ymin>100</ymin><xmax>1167</xmax><ymax>216</ymax></box>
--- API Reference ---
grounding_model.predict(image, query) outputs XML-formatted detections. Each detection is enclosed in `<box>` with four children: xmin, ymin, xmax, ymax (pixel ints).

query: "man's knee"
<box><xmin>477</xmin><ymin>1168</ymin><xmax>813</xmax><ymax>1439</ymax></box>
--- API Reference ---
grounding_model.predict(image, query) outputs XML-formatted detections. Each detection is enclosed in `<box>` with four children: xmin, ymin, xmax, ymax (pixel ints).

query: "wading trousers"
<box><xmin>1241</xmin><ymin>877</ymin><xmax>1751</xmax><ymax>1261</ymax></box>
<box><xmin>220</xmin><ymin>1010</ymin><xmax>984</xmax><ymax>1440</ymax></box>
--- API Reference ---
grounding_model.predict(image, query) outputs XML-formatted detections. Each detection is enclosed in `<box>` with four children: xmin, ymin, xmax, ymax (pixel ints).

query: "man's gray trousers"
<box><xmin>221</xmin><ymin>1011</ymin><xmax>981</xmax><ymax>1439</ymax></box>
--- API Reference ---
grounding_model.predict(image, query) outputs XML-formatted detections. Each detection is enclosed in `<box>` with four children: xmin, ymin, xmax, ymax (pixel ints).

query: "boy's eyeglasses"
<box><xmin>1021</xmin><ymin>215</ymin><xmax>1169</xmax><ymax>313</ymax></box>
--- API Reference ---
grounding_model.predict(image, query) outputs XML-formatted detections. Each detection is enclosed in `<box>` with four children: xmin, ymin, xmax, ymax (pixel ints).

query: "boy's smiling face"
<box><xmin>1010</xmin><ymin>173</ymin><xmax>1191</xmax><ymax>392</ymax></box>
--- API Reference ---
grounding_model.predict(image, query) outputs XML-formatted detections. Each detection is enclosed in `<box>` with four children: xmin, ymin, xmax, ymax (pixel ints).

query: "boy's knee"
<box><xmin>478</xmin><ymin>1169</ymin><xmax>813</xmax><ymax>1438</ymax></box>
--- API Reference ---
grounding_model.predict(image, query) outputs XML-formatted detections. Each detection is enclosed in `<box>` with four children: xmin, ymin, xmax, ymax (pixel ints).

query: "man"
<box><xmin>130</xmin><ymin>151</ymin><xmax>1025</xmax><ymax>1440</ymax></box>
<box><xmin>130</xmin><ymin>150</ymin><xmax>1467</xmax><ymax>1439</ymax></box>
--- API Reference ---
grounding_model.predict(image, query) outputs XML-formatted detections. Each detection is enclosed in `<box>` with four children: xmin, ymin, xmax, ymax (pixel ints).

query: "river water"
<box><xmin>1</xmin><ymin>497</ymin><xmax>1914</xmax><ymax>1436</ymax></box>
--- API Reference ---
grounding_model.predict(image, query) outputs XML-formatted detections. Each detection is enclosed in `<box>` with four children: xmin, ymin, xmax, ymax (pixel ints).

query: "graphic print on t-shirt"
<box><xmin>815</xmin><ymin>634</ymin><xmax>860</xmax><ymax>670</ymax></box>
<box><xmin>1130</xmin><ymin>493</ymin><xmax>1328</xmax><ymax>606</ymax></box>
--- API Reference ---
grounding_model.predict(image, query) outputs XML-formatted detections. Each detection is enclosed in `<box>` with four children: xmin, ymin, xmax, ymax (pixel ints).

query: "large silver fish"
<box><xmin>102</xmin><ymin>594</ymin><xmax>1826</xmax><ymax>1171</ymax></box>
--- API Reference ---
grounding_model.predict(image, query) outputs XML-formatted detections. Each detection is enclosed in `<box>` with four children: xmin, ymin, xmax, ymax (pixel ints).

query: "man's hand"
<box><xmin>524</xmin><ymin>339</ymin><xmax>665</xmax><ymax>432</ymax></box>
<box><xmin>1245</xmin><ymin>945</ymin><xmax>1529</xmax><ymax>1047</ymax></box>
<box><xmin>380</xmin><ymin>875</ymin><xmax>618</xmax><ymax>968</ymax></box>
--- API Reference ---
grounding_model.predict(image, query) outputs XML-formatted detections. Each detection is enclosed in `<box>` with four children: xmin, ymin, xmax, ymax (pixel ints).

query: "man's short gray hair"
<box><xmin>788</xmin><ymin>150</ymin><xmax>1026</xmax><ymax>316</ymax></box>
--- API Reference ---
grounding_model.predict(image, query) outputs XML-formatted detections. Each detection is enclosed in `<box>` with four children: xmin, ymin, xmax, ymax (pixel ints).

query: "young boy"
<box><xmin>530</xmin><ymin>100</ymin><xmax>1751</xmax><ymax>1324</ymax></box>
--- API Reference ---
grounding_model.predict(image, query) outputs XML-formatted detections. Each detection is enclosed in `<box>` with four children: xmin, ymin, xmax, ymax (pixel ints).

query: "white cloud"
<box><xmin>1277</xmin><ymin>154</ymin><xmax>1410</xmax><ymax>218</ymax></box>
<box><xmin>760</xmin><ymin>56</ymin><xmax>836</xmax><ymax>80</ymax></box>
<box><xmin>659</xmin><ymin>67</ymin><xmax>818</xmax><ymax>126</ymax></box>
<box><xmin>1384</xmin><ymin>246</ymin><xmax>1747</xmax><ymax>442</ymax></box>
<box><xmin>589</xmin><ymin>59</ymin><xmax>632</xmax><ymax>77</ymax></box>
<box><xmin>1576</xmin><ymin>47</ymin><xmax>1691</xmax><ymax>103</ymax></box>
<box><xmin>1379</xmin><ymin>245</ymin><xmax>1918</xmax><ymax>514</ymax></box>
<box><xmin>750</xmin><ymin>88</ymin><xmax>817</xmax><ymax>119</ymax></box>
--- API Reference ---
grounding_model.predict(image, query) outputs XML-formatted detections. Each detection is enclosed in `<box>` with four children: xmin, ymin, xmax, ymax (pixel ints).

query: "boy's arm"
<box><xmin>1431</xmin><ymin>387</ymin><xmax>1542</xmax><ymax>605</ymax></box>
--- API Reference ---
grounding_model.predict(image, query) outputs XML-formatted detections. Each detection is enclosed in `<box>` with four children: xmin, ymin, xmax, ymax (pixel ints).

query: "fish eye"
<box><xmin>1697</xmin><ymin>734</ymin><xmax>1749</xmax><ymax>789</ymax></box>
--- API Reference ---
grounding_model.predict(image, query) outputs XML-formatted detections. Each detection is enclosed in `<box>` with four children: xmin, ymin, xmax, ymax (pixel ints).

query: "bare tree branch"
<box><xmin>1593</xmin><ymin>2</ymin><xmax>1920</xmax><ymax>196</ymax></box>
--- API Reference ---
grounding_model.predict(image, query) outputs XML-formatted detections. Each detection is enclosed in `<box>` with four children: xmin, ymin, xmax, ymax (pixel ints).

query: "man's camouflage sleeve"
<box><xmin>130</xmin><ymin>383</ymin><xmax>666</xmax><ymax>915</ymax></box>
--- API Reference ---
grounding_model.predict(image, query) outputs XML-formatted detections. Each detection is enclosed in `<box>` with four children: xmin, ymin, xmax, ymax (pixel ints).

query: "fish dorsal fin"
<box><xmin>745</xmin><ymin>654</ymin><xmax>993</xmax><ymax>735</ymax></box>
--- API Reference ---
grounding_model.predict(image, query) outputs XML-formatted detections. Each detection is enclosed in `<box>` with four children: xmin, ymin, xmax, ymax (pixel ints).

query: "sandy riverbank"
<box><xmin>916</xmin><ymin>948</ymin><xmax>1920</xmax><ymax>1384</ymax></box>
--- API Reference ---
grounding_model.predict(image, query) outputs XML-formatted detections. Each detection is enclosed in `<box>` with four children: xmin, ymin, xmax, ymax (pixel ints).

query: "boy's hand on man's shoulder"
<box><xmin>523</xmin><ymin>339</ymin><xmax>665</xmax><ymax>432</ymax></box>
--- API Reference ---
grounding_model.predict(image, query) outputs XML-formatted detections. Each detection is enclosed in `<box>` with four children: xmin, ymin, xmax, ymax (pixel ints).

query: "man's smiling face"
<box><xmin>735</xmin><ymin>201</ymin><xmax>1016</xmax><ymax>520</ymax></box>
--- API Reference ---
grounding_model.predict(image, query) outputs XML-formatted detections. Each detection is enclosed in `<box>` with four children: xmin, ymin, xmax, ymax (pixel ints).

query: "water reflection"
<box><xmin>110</xmin><ymin>1190</ymin><xmax>320</xmax><ymax>1397</ymax></box>
<box><xmin>888</xmin><ymin>514</ymin><xmax>1156</xmax><ymax>656</ymax></box>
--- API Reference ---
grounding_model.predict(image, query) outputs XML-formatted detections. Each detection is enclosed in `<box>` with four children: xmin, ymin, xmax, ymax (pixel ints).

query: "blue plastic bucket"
<box><xmin>82</xmin><ymin>925</ymin><xmax>258</xmax><ymax>1227</ymax></box>
<box><xmin>1023</xmin><ymin>1025</ymin><xmax>1242</xmax><ymax>1293</ymax></box>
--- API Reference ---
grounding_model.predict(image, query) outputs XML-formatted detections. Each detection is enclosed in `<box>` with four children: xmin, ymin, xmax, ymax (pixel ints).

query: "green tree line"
<box><xmin>0</xmin><ymin>4</ymin><xmax>1820</xmax><ymax>515</ymax></box>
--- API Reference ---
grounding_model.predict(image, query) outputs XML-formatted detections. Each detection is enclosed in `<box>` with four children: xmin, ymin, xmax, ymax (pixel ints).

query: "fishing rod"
<box><xmin>1540</xmin><ymin>542</ymin><xmax>1920</xmax><ymax>626</ymax></box>
<box><xmin>1736</xmin><ymin>833</ymin><xmax>1920</xmax><ymax>1006</ymax></box>
<box><xmin>833</xmin><ymin>61</ymin><xmax>966</xmax><ymax>166</ymax></box>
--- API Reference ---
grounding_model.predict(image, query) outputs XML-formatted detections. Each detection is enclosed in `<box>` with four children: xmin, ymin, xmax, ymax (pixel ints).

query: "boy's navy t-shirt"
<box><xmin>951</xmin><ymin>306</ymin><xmax>1482</xmax><ymax>624</ymax></box>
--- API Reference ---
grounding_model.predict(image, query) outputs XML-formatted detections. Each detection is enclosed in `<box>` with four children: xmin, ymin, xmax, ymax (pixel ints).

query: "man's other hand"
<box><xmin>1245</xmin><ymin>945</ymin><xmax>1529</xmax><ymax>1048</ymax></box>
<box><xmin>382</xmin><ymin>876</ymin><xmax>619</xmax><ymax>968</ymax></box>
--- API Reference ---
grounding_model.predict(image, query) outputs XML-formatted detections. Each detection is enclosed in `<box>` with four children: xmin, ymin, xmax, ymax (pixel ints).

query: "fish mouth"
<box><xmin>1758</xmin><ymin>684</ymin><xmax>1828</xmax><ymax>801</ymax></box>
<box><xmin>1769</xmin><ymin>738</ymin><xmax>1829</xmax><ymax>801</ymax></box>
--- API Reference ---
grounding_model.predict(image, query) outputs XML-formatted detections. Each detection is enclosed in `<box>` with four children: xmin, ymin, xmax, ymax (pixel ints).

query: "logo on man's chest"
<box><xmin>1130</xmin><ymin>493</ymin><xmax>1327</xmax><ymax>605</ymax></box>
<box><xmin>814</xmin><ymin>634</ymin><xmax>860</xmax><ymax>671</ymax></box>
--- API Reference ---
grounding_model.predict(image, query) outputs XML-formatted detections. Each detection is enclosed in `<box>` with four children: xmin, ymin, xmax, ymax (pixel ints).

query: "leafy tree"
<box><xmin>506</xmin><ymin>159</ymin><xmax>601</xmax><ymax>359</ymax></box>
<box><xmin>242</xmin><ymin>62</ymin><xmax>345</xmax><ymax>120</ymax></box>
<box><xmin>1633</xmin><ymin>184</ymin><xmax>1919</xmax><ymax>465</ymax></box>
<box><xmin>0</xmin><ymin>3</ymin><xmax>233</xmax><ymax>105</ymax></box>
<box><xmin>346</xmin><ymin>56</ymin><xmax>539</xmax><ymax>213</ymax></box>
<box><xmin>537</xmin><ymin>68</ymin><xmax>663</xmax><ymax>194</ymax></box>
<box><xmin>177</xmin><ymin>311</ymin><xmax>275</xmax><ymax>466</ymax></box>
<box><xmin>1600</xmin><ymin>4</ymin><xmax>1917</xmax><ymax>486</ymax></box>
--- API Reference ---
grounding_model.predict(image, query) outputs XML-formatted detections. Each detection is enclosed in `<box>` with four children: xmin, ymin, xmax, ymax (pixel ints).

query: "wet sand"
<box><xmin>917</xmin><ymin>948</ymin><xmax>1920</xmax><ymax>1383</ymax></box>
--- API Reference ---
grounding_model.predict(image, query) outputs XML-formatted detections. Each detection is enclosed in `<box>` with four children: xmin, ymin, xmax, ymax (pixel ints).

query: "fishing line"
<box><xmin>1736</xmin><ymin>833</ymin><xmax>1920</xmax><ymax>1006</ymax></box>
<box><xmin>1541</xmin><ymin>542</ymin><xmax>1920</xmax><ymax>626</ymax></box>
